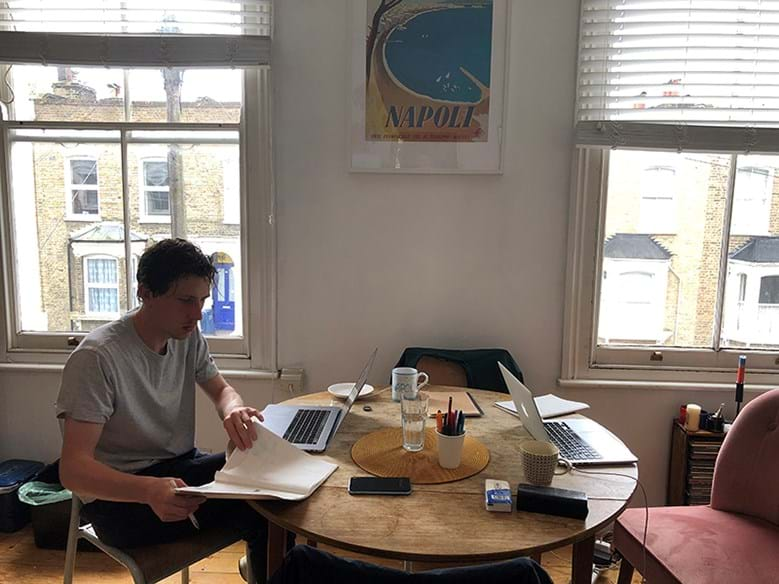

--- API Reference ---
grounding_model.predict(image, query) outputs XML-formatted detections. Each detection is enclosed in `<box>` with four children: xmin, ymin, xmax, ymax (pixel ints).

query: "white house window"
<box><xmin>732</xmin><ymin>164</ymin><xmax>772</xmax><ymax>236</ymax></box>
<box><xmin>639</xmin><ymin>165</ymin><xmax>676</xmax><ymax>234</ymax></box>
<box><xmin>738</xmin><ymin>274</ymin><xmax>748</xmax><ymax>303</ymax></box>
<box><xmin>84</xmin><ymin>256</ymin><xmax>119</xmax><ymax>315</ymax></box>
<box><xmin>66</xmin><ymin>157</ymin><xmax>99</xmax><ymax>218</ymax></box>
<box><xmin>758</xmin><ymin>275</ymin><xmax>779</xmax><ymax>341</ymax></box>
<box><xmin>141</xmin><ymin>158</ymin><xmax>170</xmax><ymax>220</ymax></box>
<box><xmin>0</xmin><ymin>2</ymin><xmax>275</xmax><ymax>368</ymax></box>
<box><xmin>565</xmin><ymin>0</ymin><xmax>779</xmax><ymax>384</ymax></box>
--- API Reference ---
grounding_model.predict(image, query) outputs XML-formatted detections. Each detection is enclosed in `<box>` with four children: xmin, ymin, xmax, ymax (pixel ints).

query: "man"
<box><xmin>57</xmin><ymin>238</ymin><xmax>273</xmax><ymax>581</ymax></box>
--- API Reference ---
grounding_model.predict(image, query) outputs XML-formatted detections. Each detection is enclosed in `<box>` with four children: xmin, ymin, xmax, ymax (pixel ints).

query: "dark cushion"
<box><xmin>394</xmin><ymin>348</ymin><xmax>523</xmax><ymax>393</ymax></box>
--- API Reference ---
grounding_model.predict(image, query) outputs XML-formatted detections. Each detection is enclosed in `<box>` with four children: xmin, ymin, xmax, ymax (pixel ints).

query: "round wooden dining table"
<box><xmin>249</xmin><ymin>385</ymin><xmax>638</xmax><ymax>583</ymax></box>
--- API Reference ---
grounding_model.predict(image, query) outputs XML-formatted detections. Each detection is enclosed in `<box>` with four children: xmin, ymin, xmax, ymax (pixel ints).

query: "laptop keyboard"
<box><xmin>284</xmin><ymin>409</ymin><xmax>329</xmax><ymax>445</ymax></box>
<box><xmin>544</xmin><ymin>421</ymin><xmax>602</xmax><ymax>461</ymax></box>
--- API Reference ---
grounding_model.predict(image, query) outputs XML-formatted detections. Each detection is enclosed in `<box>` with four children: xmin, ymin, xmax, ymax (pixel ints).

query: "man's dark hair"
<box><xmin>136</xmin><ymin>238</ymin><xmax>216</xmax><ymax>297</ymax></box>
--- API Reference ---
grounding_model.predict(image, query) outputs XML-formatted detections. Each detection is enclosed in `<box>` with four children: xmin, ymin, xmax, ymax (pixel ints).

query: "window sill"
<box><xmin>0</xmin><ymin>360</ymin><xmax>280</xmax><ymax>380</ymax></box>
<box><xmin>558</xmin><ymin>377</ymin><xmax>774</xmax><ymax>393</ymax></box>
<box><xmin>66</xmin><ymin>215</ymin><xmax>101</xmax><ymax>222</ymax></box>
<box><xmin>139</xmin><ymin>216</ymin><xmax>172</xmax><ymax>224</ymax></box>
<box><xmin>82</xmin><ymin>313</ymin><xmax>120</xmax><ymax>320</ymax></box>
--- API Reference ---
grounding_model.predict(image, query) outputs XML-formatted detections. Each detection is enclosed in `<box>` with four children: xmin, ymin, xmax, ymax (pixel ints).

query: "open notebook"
<box><xmin>175</xmin><ymin>418</ymin><xmax>338</xmax><ymax>500</ymax></box>
<box><xmin>495</xmin><ymin>394</ymin><xmax>589</xmax><ymax>420</ymax></box>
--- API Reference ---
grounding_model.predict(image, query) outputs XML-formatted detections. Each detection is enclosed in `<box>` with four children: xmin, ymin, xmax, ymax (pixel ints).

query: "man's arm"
<box><xmin>199</xmin><ymin>373</ymin><xmax>262</xmax><ymax>451</ymax></box>
<box><xmin>60</xmin><ymin>417</ymin><xmax>204</xmax><ymax>522</ymax></box>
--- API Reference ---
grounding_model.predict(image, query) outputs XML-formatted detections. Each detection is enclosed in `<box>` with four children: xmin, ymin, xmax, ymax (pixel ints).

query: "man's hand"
<box><xmin>146</xmin><ymin>477</ymin><xmax>205</xmax><ymax>522</ymax></box>
<box><xmin>223</xmin><ymin>406</ymin><xmax>263</xmax><ymax>451</ymax></box>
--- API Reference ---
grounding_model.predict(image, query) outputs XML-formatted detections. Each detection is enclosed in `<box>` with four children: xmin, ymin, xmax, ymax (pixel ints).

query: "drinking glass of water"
<box><xmin>401</xmin><ymin>391</ymin><xmax>429</xmax><ymax>452</ymax></box>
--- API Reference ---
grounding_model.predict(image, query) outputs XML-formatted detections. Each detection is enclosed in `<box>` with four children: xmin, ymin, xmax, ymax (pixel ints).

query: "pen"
<box><xmin>736</xmin><ymin>355</ymin><xmax>746</xmax><ymax>416</ymax></box>
<box><xmin>436</xmin><ymin>410</ymin><xmax>443</xmax><ymax>433</ymax></box>
<box><xmin>447</xmin><ymin>396</ymin><xmax>453</xmax><ymax>425</ymax></box>
<box><xmin>189</xmin><ymin>513</ymin><xmax>200</xmax><ymax>530</ymax></box>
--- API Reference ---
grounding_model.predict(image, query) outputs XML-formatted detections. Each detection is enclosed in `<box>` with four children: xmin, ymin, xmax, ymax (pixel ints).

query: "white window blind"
<box><xmin>0</xmin><ymin>0</ymin><xmax>271</xmax><ymax>67</ymax></box>
<box><xmin>577</xmin><ymin>0</ymin><xmax>779</xmax><ymax>151</ymax></box>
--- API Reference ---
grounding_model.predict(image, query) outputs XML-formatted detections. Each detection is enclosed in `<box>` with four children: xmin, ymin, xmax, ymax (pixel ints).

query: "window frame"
<box><xmin>64</xmin><ymin>155</ymin><xmax>100</xmax><ymax>220</ymax></box>
<box><xmin>82</xmin><ymin>254</ymin><xmax>120</xmax><ymax>318</ymax></box>
<box><xmin>0</xmin><ymin>66</ymin><xmax>275</xmax><ymax>371</ymax></box>
<box><xmin>561</xmin><ymin>148</ymin><xmax>779</xmax><ymax>387</ymax></box>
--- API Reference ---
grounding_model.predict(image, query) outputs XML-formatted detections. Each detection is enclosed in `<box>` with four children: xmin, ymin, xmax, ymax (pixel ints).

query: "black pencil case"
<box><xmin>516</xmin><ymin>483</ymin><xmax>589</xmax><ymax>520</ymax></box>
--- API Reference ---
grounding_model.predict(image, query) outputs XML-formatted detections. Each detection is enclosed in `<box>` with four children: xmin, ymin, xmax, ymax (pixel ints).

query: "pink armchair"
<box><xmin>614</xmin><ymin>389</ymin><xmax>779</xmax><ymax>584</ymax></box>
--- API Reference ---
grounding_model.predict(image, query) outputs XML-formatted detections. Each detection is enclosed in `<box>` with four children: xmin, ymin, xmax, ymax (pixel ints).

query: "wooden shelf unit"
<box><xmin>667</xmin><ymin>420</ymin><xmax>726</xmax><ymax>506</ymax></box>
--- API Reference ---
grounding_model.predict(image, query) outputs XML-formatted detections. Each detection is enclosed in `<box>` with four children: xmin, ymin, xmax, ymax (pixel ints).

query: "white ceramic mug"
<box><xmin>391</xmin><ymin>367</ymin><xmax>429</xmax><ymax>402</ymax></box>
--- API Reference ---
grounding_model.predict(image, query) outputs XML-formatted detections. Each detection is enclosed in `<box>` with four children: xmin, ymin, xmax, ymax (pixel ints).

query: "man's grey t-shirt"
<box><xmin>56</xmin><ymin>311</ymin><xmax>219</xmax><ymax>473</ymax></box>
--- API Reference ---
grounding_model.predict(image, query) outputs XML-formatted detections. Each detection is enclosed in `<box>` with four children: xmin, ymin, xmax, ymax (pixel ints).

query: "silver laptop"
<box><xmin>498</xmin><ymin>363</ymin><xmax>637</xmax><ymax>465</ymax></box>
<box><xmin>261</xmin><ymin>349</ymin><xmax>377</xmax><ymax>452</ymax></box>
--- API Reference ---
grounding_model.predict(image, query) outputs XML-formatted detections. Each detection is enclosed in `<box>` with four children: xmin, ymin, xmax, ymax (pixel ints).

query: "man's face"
<box><xmin>140</xmin><ymin>276</ymin><xmax>211</xmax><ymax>340</ymax></box>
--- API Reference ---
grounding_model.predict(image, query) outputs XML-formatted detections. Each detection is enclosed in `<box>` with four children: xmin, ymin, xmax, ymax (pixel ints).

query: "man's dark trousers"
<box><xmin>83</xmin><ymin>449</ymin><xmax>293</xmax><ymax>582</ymax></box>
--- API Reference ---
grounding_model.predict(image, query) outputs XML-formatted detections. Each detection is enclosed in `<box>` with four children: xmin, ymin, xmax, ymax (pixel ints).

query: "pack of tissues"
<box><xmin>484</xmin><ymin>479</ymin><xmax>512</xmax><ymax>512</ymax></box>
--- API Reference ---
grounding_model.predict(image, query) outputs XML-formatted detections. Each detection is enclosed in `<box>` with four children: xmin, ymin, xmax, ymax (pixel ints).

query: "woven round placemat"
<box><xmin>350</xmin><ymin>427</ymin><xmax>490</xmax><ymax>484</ymax></box>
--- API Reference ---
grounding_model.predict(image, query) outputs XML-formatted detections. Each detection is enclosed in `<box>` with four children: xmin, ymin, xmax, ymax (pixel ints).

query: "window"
<box><xmin>66</xmin><ymin>157</ymin><xmax>99</xmax><ymax>218</ymax></box>
<box><xmin>140</xmin><ymin>158</ymin><xmax>170</xmax><ymax>221</ymax></box>
<box><xmin>732</xmin><ymin>165</ymin><xmax>772</xmax><ymax>236</ymax></box>
<box><xmin>84</xmin><ymin>256</ymin><xmax>119</xmax><ymax>315</ymax></box>
<box><xmin>564</xmin><ymin>1</ymin><xmax>779</xmax><ymax>385</ymax></box>
<box><xmin>639</xmin><ymin>165</ymin><xmax>676</xmax><ymax>234</ymax></box>
<box><xmin>0</xmin><ymin>2</ymin><xmax>275</xmax><ymax>369</ymax></box>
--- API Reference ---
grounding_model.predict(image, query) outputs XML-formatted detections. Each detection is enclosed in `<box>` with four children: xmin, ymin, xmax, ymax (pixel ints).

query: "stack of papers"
<box><xmin>495</xmin><ymin>394</ymin><xmax>589</xmax><ymax>420</ymax></box>
<box><xmin>175</xmin><ymin>418</ymin><xmax>338</xmax><ymax>500</ymax></box>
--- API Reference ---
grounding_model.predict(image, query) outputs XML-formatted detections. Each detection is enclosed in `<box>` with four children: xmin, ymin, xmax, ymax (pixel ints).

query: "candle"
<box><xmin>685</xmin><ymin>404</ymin><xmax>701</xmax><ymax>432</ymax></box>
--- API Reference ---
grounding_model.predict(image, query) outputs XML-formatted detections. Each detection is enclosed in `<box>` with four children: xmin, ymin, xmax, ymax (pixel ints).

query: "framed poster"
<box><xmin>349</xmin><ymin>0</ymin><xmax>509</xmax><ymax>174</ymax></box>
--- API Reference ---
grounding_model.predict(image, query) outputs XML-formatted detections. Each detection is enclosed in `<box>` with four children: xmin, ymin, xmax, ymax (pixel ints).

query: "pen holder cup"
<box><xmin>436</xmin><ymin>430</ymin><xmax>466</xmax><ymax>469</ymax></box>
<box><xmin>520</xmin><ymin>440</ymin><xmax>561</xmax><ymax>486</ymax></box>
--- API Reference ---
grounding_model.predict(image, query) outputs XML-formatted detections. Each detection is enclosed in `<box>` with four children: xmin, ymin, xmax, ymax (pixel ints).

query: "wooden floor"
<box><xmin>1</xmin><ymin>525</ymin><xmax>644</xmax><ymax>583</ymax></box>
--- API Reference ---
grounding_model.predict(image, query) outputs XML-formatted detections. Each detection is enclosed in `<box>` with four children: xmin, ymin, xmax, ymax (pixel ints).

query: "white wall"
<box><xmin>0</xmin><ymin>1</ymin><xmax>761</xmax><ymax>507</ymax></box>
<box><xmin>274</xmin><ymin>1</ymin><xmax>575</xmax><ymax>393</ymax></box>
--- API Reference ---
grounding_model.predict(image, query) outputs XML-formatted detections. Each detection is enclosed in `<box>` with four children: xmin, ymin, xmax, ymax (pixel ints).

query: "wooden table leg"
<box><xmin>267</xmin><ymin>521</ymin><xmax>287</xmax><ymax>581</ymax></box>
<box><xmin>571</xmin><ymin>535</ymin><xmax>595</xmax><ymax>584</ymax></box>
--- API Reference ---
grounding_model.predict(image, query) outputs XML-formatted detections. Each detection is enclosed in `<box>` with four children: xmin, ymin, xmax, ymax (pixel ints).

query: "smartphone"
<box><xmin>348</xmin><ymin>476</ymin><xmax>412</xmax><ymax>495</ymax></box>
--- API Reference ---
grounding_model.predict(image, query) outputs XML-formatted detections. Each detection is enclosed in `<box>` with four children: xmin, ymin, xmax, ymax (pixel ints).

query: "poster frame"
<box><xmin>347</xmin><ymin>0</ymin><xmax>509</xmax><ymax>174</ymax></box>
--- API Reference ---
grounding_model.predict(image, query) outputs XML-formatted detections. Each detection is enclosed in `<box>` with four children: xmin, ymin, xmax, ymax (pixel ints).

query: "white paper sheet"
<box><xmin>175</xmin><ymin>418</ymin><xmax>338</xmax><ymax>500</ymax></box>
<box><xmin>495</xmin><ymin>394</ymin><xmax>589</xmax><ymax>420</ymax></box>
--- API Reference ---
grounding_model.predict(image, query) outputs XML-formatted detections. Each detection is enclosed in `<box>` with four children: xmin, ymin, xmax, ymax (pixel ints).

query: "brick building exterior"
<box><xmin>603</xmin><ymin>151</ymin><xmax>779</xmax><ymax>348</ymax></box>
<box><xmin>29</xmin><ymin>79</ymin><xmax>240</xmax><ymax>332</ymax></box>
